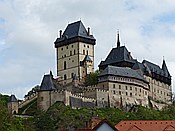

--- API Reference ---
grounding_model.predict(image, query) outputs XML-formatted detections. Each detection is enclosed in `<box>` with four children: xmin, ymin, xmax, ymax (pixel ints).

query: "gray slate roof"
<box><xmin>162</xmin><ymin>59</ymin><xmax>171</xmax><ymax>77</ymax></box>
<box><xmin>99</xmin><ymin>65</ymin><xmax>147</xmax><ymax>82</ymax></box>
<box><xmin>55</xmin><ymin>21</ymin><xmax>95</xmax><ymax>43</ymax></box>
<box><xmin>83</xmin><ymin>55</ymin><xmax>92</xmax><ymax>62</ymax></box>
<box><xmin>99</xmin><ymin>46</ymin><xmax>135</xmax><ymax>66</ymax></box>
<box><xmin>142</xmin><ymin>60</ymin><xmax>171</xmax><ymax>78</ymax></box>
<box><xmin>9</xmin><ymin>95</ymin><xmax>18</xmax><ymax>102</ymax></box>
<box><xmin>40</xmin><ymin>74</ymin><xmax>56</xmax><ymax>91</ymax></box>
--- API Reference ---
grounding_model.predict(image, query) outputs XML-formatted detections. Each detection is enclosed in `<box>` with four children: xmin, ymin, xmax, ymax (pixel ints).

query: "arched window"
<box><xmin>70</xmin><ymin>51</ymin><xmax>72</xmax><ymax>56</ymax></box>
<box><xmin>64</xmin><ymin>61</ymin><xmax>66</xmax><ymax>69</ymax></box>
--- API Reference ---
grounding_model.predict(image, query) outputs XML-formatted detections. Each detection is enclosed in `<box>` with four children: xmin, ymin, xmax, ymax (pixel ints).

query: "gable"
<box><xmin>96</xmin><ymin>122</ymin><xmax>115</xmax><ymax>131</ymax></box>
<box><xmin>164</xmin><ymin>125</ymin><xmax>175</xmax><ymax>131</ymax></box>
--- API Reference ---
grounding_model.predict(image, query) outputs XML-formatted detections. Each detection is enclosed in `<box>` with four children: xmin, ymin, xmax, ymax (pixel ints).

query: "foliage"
<box><xmin>84</xmin><ymin>70</ymin><xmax>100</xmax><ymax>86</ymax></box>
<box><xmin>25</xmin><ymin>85</ymin><xmax>40</xmax><ymax>98</ymax></box>
<box><xmin>0</xmin><ymin>94</ymin><xmax>35</xmax><ymax>131</ymax></box>
<box><xmin>33</xmin><ymin>102</ymin><xmax>175</xmax><ymax>130</ymax></box>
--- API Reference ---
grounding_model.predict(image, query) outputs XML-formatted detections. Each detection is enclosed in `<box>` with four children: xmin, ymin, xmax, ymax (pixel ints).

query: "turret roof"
<box><xmin>40</xmin><ymin>74</ymin><xmax>56</xmax><ymax>91</ymax></box>
<box><xmin>9</xmin><ymin>94</ymin><xmax>18</xmax><ymax>102</ymax></box>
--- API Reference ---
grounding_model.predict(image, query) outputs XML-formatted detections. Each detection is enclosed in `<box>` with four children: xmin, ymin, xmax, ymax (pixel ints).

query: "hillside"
<box><xmin>1</xmin><ymin>93</ymin><xmax>175</xmax><ymax>131</ymax></box>
<box><xmin>33</xmin><ymin>101</ymin><xmax>175</xmax><ymax>130</ymax></box>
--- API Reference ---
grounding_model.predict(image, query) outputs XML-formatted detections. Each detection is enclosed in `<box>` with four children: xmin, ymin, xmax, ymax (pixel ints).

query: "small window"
<box><xmin>72</xmin><ymin>45</ymin><xmax>73</xmax><ymax>48</ymax></box>
<box><xmin>126</xmin><ymin>86</ymin><xmax>127</xmax><ymax>90</ymax></box>
<box><xmin>119</xmin><ymin>85</ymin><xmax>121</xmax><ymax>89</ymax></box>
<box><xmin>71</xmin><ymin>73</ymin><xmax>74</xmax><ymax>78</ymax></box>
<box><xmin>61</xmin><ymin>48</ymin><xmax>63</xmax><ymax>50</ymax></box>
<box><xmin>119</xmin><ymin>91</ymin><xmax>121</xmax><ymax>95</ymax></box>
<box><xmin>126</xmin><ymin>92</ymin><xmax>128</xmax><ymax>96</ymax></box>
<box><xmin>64</xmin><ymin>61</ymin><xmax>66</xmax><ymax>69</ymax></box>
<box><xmin>66</xmin><ymin>46</ymin><xmax>68</xmax><ymax>49</ymax></box>
<box><xmin>87</xmin><ymin>45</ymin><xmax>89</xmax><ymax>48</ymax></box>
<box><xmin>64</xmin><ymin>74</ymin><xmax>67</xmax><ymax>80</ymax></box>
<box><xmin>113</xmin><ymin>84</ymin><xmax>115</xmax><ymax>88</ymax></box>
<box><xmin>70</xmin><ymin>51</ymin><xmax>72</xmax><ymax>56</ymax></box>
<box><xmin>87</xmin><ymin>50</ymin><xmax>88</xmax><ymax>55</ymax></box>
<box><xmin>135</xmin><ymin>87</ymin><xmax>137</xmax><ymax>91</ymax></box>
<box><xmin>74</xmin><ymin>50</ymin><xmax>76</xmax><ymax>55</ymax></box>
<box><xmin>140</xmin><ymin>89</ymin><xmax>141</xmax><ymax>93</ymax></box>
<box><xmin>84</xmin><ymin>45</ymin><xmax>86</xmax><ymax>47</ymax></box>
<box><xmin>113</xmin><ymin>90</ymin><xmax>116</xmax><ymax>94</ymax></box>
<box><xmin>130</xmin><ymin>86</ymin><xmax>132</xmax><ymax>90</ymax></box>
<box><xmin>83</xmin><ymin>50</ymin><xmax>85</xmax><ymax>55</ymax></box>
<box><xmin>130</xmin><ymin>93</ymin><xmax>132</xmax><ymax>97</ymax></box>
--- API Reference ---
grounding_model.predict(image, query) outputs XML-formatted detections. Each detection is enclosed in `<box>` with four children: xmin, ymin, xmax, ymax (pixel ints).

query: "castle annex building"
<box><xmin>8</xmin><ymin>20</ymin><xmax>172</xmax><ymax>114</ymax></box>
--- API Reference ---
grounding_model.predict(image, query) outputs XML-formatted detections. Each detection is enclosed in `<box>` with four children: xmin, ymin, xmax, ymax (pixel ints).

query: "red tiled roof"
<box><xmin>115</xmin><ymin>120</ymin><xmax>175</xmax><ymax>131</ymax></box>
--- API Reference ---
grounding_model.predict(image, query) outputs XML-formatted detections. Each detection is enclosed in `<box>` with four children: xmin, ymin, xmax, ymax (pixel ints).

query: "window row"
<box><xmin>63</xmin><ymin>73</ymin><xmax>76</xmax><ymax>80</ymax></box>
<box><xmin>113</xmin><ymin>84</ymin><xmax>143</xmax><ymax>93</ymax></box>
<box><xmin>112</xmin><ymin>90</ymin><xmax>147</xmax><ymax>96</ymax></box>
<box><xmin>61</xmin><ymin>44</ymin><xmax>90</xmax><ymax>51</ymax></box>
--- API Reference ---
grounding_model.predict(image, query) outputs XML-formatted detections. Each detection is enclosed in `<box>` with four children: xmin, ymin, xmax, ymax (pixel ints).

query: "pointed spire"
<box><xmin>117</xmin><ymin>30</ymin><xmax>120</xmax><ymax>48</ymax></box>
<box><xmin>162</xmin><ymin>58</ymin><xmax>170</xmax><ymax>77</ymax></box>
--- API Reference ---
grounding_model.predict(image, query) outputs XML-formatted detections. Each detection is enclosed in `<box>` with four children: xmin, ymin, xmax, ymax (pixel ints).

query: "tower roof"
<box><xmin>83</xmin><ymin>55</ymin><xmax>92</xmax><ymax>62</ymax></box>
<box><xmin>55</xmin><ymin>21</ymin><xmax>96</xmax><ymax>48</ymax></box>
<box><xmin>40</xmin><ymin>74</ymin><xmax>56</xmax><ymax>91</ymax></box>
<box><xmin>99</xmin><ymin>46</ymin><xmax>135</xmax><ymax>67</ymax></box>
<box><xmin>9</xmin><ymin>94</ymin><xmax>18</xmax><ymax>102</ymax></box>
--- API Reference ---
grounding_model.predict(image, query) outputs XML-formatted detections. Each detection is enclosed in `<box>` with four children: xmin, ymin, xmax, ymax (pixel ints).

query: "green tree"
<box><xmin>85</xmin><ymin>70</ymin><xmax>100</xmax><ymax>86</ymax></box>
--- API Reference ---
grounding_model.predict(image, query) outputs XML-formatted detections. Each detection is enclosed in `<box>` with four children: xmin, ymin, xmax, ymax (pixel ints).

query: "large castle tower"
<box><xmin>54</xmin><ymin>21</ymin><xmax>96</xmax><ymax>84</ymax></box>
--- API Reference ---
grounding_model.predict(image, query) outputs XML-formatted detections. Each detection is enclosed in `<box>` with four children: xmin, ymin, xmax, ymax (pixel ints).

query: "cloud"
<box><xmin>0</xmin><ymin>0</ymin><xmax>175</xmax><ymax>98</ymax></box>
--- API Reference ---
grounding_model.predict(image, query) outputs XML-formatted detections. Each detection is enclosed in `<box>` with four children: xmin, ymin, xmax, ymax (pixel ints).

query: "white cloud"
<box><xmin>0</xmin><ymin>0</ymin><xmax>175</xmax><ymax>98</ymax></box>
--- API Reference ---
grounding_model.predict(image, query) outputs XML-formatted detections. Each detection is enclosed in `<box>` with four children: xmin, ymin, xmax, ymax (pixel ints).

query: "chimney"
<box><xmin>59</xmin><ymin>30</ymin><xmax>62</xmax><ymax>38</ymax></box>
<box><xmin>88</xmin><ymin>116</ymin><xmax>101</xmax><ymax>129</ymax></box>
<box><xmin>87</xmin><ymin>27</ymin><xmax>90</xmax><ymax>36</ymax></box>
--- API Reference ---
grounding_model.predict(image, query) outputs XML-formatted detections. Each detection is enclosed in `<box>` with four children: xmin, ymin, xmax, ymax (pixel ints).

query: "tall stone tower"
<box><xmin>54</xmin><ymin>21</ymin><xmax>96</xmax><ymax>84</ymax></box>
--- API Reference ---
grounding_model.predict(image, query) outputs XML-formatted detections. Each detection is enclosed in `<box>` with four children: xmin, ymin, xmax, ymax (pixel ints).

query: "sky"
<box><xmin>0</xmin><ymin>0</ymin><xmax>175</xmax><ymax>99</ymax></box>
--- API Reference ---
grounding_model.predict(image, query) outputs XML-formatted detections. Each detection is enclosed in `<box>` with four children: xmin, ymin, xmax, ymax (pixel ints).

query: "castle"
<box><xmin>8</xmin><ymin>20</ymin><xmax>172</xmax><ymax>114</ymax></box>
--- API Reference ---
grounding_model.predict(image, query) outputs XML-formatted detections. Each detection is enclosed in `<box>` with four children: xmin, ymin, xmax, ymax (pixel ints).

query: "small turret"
<box><xmin>72</xmin><ymin>73</ymin><xmax>79</xmax><ymax>87</ymax></box>
<box><xmin>8</xmin><ymin>94</ymin><xmax>18</xmax><ymax>115</ymax></box>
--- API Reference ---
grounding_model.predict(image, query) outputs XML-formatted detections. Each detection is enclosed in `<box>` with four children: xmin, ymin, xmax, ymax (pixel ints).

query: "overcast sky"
<box><xmin>1</xmin><ymin>0</ymin><xmax>175</xmax><ymax>99</ymax></box>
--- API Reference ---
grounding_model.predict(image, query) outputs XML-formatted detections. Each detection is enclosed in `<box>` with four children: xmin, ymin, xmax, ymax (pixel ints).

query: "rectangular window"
<box><xmin>130</xmin><ymin>93</ymin><xmax>132</xmax><ymax>97</ymax></box>
<box><xmin>71</xmin><ymin>73</ymin><xmax>74</xmax><ymax>78</ymax></box>
<box><xmin>126</xmin><ymin>92</ymin><xmax>128</xmax><ymax>96</ymax></box>
<box><xmin>119</xmin><ymin>85</ymin><xmax>121</xmax><ymax>89</ymax></box>
<box><xmin>113</xmin><ymin>84</ymin><xmax>115</xmax><ymax>88</ymax></box>
<box><xmin>126</xmin><ymin>86</ymin><xmax>127</xmax><ymax>90</ymax></box>
<box><xmin>119</xmin><ymin>91</ymin><xmax>121</xmax><ymax>95</ymax></box>
<box><xmin>130</xmin><ymin>86</ymin><xmax>132</xmax><ymax>90</ymax></box>
<box><xmin>113</xmin><ymin>90</ymin><xmax>116</xmax><ymax>94</ymax></box>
